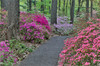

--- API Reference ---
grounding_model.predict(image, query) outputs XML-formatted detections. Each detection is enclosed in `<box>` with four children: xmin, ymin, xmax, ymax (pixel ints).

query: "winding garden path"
<box><xmin>19</xmin><ymin>36</ymin><xmax>68</xmax><ymax>66</ymax></box>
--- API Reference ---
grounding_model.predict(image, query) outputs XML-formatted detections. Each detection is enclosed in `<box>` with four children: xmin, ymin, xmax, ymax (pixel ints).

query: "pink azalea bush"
<box><xmin>0</xmin><ymin>10</ymin><xmax>51</xmax><ymax>65</ymax></box>
<box><xmin>0</xmin><ymin>10</ymin><xmax>7</xmax><ymax>22</ymax></box>
<box><xmin>0</xmin><ymin>11</ymin><xmax>51</xmax><ymax>43</ymax></box>
<box><xmin>58</xmin><ymin>19</ymin><xmax>100</xmax><ymax>66</ymax></box>
<box><xmin>0</xmin><ymin>40</ymin><xmax>17</xmax><ymax>65</ymax></box>
<box><xmin>0</xmin><ymin>10</ymin><xmax>8</xmax><ymax>38</ymax></box>
<box><xmin>0</xmin><ymin>22</ymin><xmax>6</xmax><ymax>31</ymax></box>
<box><xmin>20</xmin><ymin>12</ymin><xmax>51</xmax><ymax>31</ymax></box>
<box><xmin>33</xmin><ymin>14</ymin><xmax>51</xmax><ymax>31</ymax></box>
<box><xmin>20</xmin><ymin>12</ymin><xmax>51</xmax><ymax>43</ymax></box>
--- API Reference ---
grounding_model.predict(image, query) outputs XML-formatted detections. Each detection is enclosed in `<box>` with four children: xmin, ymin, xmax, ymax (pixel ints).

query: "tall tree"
<box><xmin>77</xmin><ymin>0</ymin><xmax>85</xmax><ymax>17</ymax></box>
<box><xmin>1</xmin><ymin>0</ymin><xmax>8</xmax><ymax>10</ymax></box>
<box><xmin>66</xmin><ymin>0</ymin><xmax>68</xmax><ymax>15</ymax></box>
<box><xmin>29</xmin><ymin>0</ymin><xmax>32</xmax><ymax>11</ymax></box>
<box><xmin>51</xmin><ymin>0</ymin><xmax>57</xmax><ymax>24</ymax></box>
<box><xmin>70</xmin><ymin>0</ymin><xmax>75</xmax><ymax>24</ymax></box>
<box><xmin>7</xmin><ymin>0</ymin><xmax>20</xmax><ymax>39</ymax></box>
<box><xmin>49</xmin><ymin>1</ymin><xmax>51</xmax><ymax>14</ymax></box>
<box><xmin>33</xmin><ymin>0</ymin><xmax>36</xmax><ymax>10</ymax></box>
<box><xmin>86</xmin><ymin>0</ymin><xmax>89</xmax><ymax>20</ymax></box>
<box><xmin>27</xmin><ymin>0</ymin><xmax>32</xmax><ymax>11</ymax></box>
<box><xmin>59</xmin><ymin>0</ymin><xmax>61</xmax><ymax>11</ymax></box>
<box><xmin>91</xmin><ymin>0</ymin><xmax>93</xmax><ymax>17</ymax></box>
<box><xmin>80</xmin><ymin>0</ymin><xmax>84</xmax><ymax>8</ymax></box>
<box><xmin>77</xmin><ymin>0</ymin><xmax>81</xmax><ymax>17</ymax></box>
<box><xmin>63</xmin><ymin>0</ymin><xmax>65</xmax><ymax>15</ymax></box>
<box><xmin>41</xmin><ymin>0</ymin><xmax>44</xmax><ymax>12</ymax></box>
<box><xmin>58</xmin><ymin>0</ymin><xmax>61</xmax><ymax>16</ymax></box>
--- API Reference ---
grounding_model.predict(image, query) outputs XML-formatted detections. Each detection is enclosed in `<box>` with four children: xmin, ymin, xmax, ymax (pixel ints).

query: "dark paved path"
<box><xmin>19</xmin><ymin>36</ymin><xmax>68</xmax><ymax>66</ymax></box>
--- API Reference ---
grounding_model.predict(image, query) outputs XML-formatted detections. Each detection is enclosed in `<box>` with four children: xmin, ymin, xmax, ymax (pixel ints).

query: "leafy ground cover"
<box><xmin>0</xmin><ymin>40</ymin><xmax>17</xmax><ymax>66</ymax></box>
<box><xmin>58</xmin><ymin>19</ymin><xmax>100</xmax><ymax>66</ymax></box>
<box><xmin>0</xmin><ymin>39</ymin><xmax>33</xmax><ymax>66</ymax></box>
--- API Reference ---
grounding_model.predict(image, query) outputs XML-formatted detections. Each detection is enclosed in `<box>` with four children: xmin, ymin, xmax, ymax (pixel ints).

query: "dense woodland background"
<box><xmin>0</xmin><ymin>0</ymin><xmax>100</xmax><ymax>39</ymax></box>
<box><xmin>0</xmin><ymin>0</ymin><xmax>100</xmax><ymax>66</ymax></box>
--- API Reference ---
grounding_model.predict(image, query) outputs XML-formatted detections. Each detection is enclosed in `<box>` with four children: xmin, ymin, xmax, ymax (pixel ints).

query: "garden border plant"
<box><xmin>58</xmin><ymin>19</ymin><xmax>100</xmax><ymax>66</ymax></box>
<box><xmin>0</xmin><ymin>10</ymin><xmax>52</xmax><ymax>66</ymax></box>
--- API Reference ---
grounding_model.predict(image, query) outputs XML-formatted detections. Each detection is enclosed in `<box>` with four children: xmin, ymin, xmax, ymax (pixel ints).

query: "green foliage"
<box><xmin>19</xmin><ymin>0</ymin><xmax>100</xmax><ymax>18</ymax></box>
<box><xmin>1</xmin><ymin>57</ymin><xmax>15</xmax><ymax>66</ymax></box>
<box><xmin>9</xmin><ymin>39</ymin><xmax>33</xmax><ymax>60</ymax></box>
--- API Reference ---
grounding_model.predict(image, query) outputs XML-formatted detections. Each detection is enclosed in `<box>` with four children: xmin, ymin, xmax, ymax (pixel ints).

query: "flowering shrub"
<box><xmin>72</xmin><ymin>16</ymin><xmax>90</xmax><ymax>36</ymax></box>
<box><xmin>0</xmin><ymin>10</ymin><xmax>7</xmax><ymax>38</ymax></box>
<box><xmin>20</xmin><ymin>22</ymin><xmax>50</xmax><ymax>43</ymax></box>
<box><xmin>0</xmin><ymin>9</ymin><xmax>8</xmax><ymax>22</ymax></box>
<box><xmin>33</xmin><ymin>14</ymin><xmax>51</xmax><ymax>31</ymax></box>
<box><xmin>0</xmin><ymin>22</ymin><xmax>6</xmax><ymax>31</ymax></box>
<box><xmin>0</xmin><ymin>11</ymin><xmax>51</xmax><ymax>43</ymax></box>
<box><xmin>54</xmin><ymin>16</ymin><xmax>73</xmax><ymax>35</ymax></box>
<box><xmin>0</xmin><ymin>10</ymin><xmax>51</xmax><ymax>65</ymax></box>
<box><xmin>20</xmin><ymin>12</ymin><xmax>51</xmax><ymax>31</ymax></box>
<box><xmin>58</xmin><ymin>19</ymin><xmax>100</xmax><ymax>66</ymax></box>
<box><xmin>20</xmin><ymin>12</ymin><xmax>51</xmax><ymax>43</ymax></box>
<box><xmin>0</xmin><ymin>40</ymin><xmax>17</xmax><ymax>66</ymax></box>
<box><xmin>73</xmin><ymin>17</ymin><xmax>100</xmax><ymax>36</ymax></box>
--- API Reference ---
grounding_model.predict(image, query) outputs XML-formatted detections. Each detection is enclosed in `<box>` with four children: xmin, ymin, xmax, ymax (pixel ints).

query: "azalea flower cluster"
<box><xmin>0</xmin><ymin>22</ymin><xmax>5</xmax><ymax>30</ymax></box>
<box><xmin>0</xmin><ymin>9</ymin><xmax>7</xmax><ymax>22</ymax></box>
<box><xmin>0</xmin><ymin>11</ymin><xmax>51</xmax><ymax>43</ymax></box>
<box><xmin>54</xmin><ymin>16</ymin><xmax>73</xmax><ymax>35</ymax></box>
<box><xmin>33</xmin><ymin>14</ymin><xmax>51</xmax><ymax>31</ymax></box>
<box><xmin>58</xmin><ymin>19</ymin><xmax>100</xmax><ymax>66</ymax></box>
<box><xmin>0</xmin><ymin>10</ymin><xmax>7</xmax><ymax>38</ymax></box>
<box><xmin>20</xmin><ymin>12</ymin><xmax>51</xmax><ymax>43</ymax></box>
<box><xmin>0</xmin><ymin>40</ymin><xmax>17</xmax><ymax>65</ymax></box>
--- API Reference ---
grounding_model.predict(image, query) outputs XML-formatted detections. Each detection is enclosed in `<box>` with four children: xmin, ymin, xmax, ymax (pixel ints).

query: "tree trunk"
<box><xmin>49</xmin><ymin>1</ymin><xmax>51</xmax><ymax>14</ymax></box>
<box><xmin>58</xmin><ymin>0</ymin><xmax>61</xmax><ymax>16</ymax></box>
<box><xmin>70</xmin><ymin>0</ymin><xmax>75</xmax><ymax>24</ymax></box>
<box><xmin>34</xmin><ymin>0</ymin><xmax>36</xmax><ymax>10</ymax></box>
<box><xmin>8</xmin><ymin>0</ymin><xmax>20</xmax><ymax>40</ymax></box>
<box><xmin>86</xmin><ymin>0</ymin><xmax>89</xmax><ymax>20</ymax></box>
<box><xmin>44</xmin><ymin>0</ymin><xmax>46</xmax><ymax>12</ymax></box>
<box><xmin>80</xmin><ymin>0</ymin><xmax>84</xmax><ymax>7</ymax></box>
<box><xmin>91</xmin><ymin>0</ymin><xmax>93</xmax><ymax>17</ymax></box>
<box><xmin>77</xmin><ymin>0</ymin><xmax>85</xmax><ymax>16</ymax></box>
<box><xmin>51</xmin><ymin>0</ymin><xmax>57</xmax><ymax>24</ymax></box>
<box><xmin>29</xmin><ymin>0</ymin><xmax>32</xmax><ymax>11</ymax></box>
<box><xmin>77</xmin><ymin>0</ymin><xmax>81</xmax><ymax>17</ymax></box>
<box><xmin>59</xmin><ymin>0</ymin><xmax>61</xmax><ymax>11</ymax></box>
<box><xmin>41</xmin><ymin>0</ymin><xmax>44</xmax><ymax>12</ymax></box>
<box><xmin>63</xmin><ymin>0</ymin><xmax>65</xmax><ymax>15</ymax></box>
<box><xmin>27</xmin><ymin>0</ymin><xmax>32</xmax><ymax>11</ymax></box>
<box><xmin>1</xmin><ymin>0</ymin><xmax>8</xmax><ymax>10</ymax></box>
<box><xmin>66</xmin><ymin>0</ymin><xmax>68</xmax><ymax>16</ymax></box>
<box><xmin>27</xmin><ymin>0</ymin><xmax>28</xmax><ymax>11</ymax></box>
<box><xmin>70</xmin><ymin>0</ymin><xmax>72</xmax><ymax>6</ymax></box>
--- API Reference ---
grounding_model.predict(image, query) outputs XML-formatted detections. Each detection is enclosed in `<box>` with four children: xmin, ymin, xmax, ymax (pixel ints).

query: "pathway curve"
<box><xmin>19</xmin><ymin>36</ymin><xmax>68</xmax><ymax>66</ymax></box>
